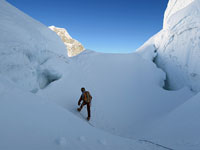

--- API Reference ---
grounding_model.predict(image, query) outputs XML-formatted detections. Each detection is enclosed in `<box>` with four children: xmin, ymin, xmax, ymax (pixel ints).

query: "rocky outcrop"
<box><xmin>49</xmin><ymin>26</ymin><xmax>85</xmax><ymax>57</ymax></box>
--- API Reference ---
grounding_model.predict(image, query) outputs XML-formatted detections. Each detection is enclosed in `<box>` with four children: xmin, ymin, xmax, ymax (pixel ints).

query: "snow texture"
<box><xmin>0</xmin><ymin>75</ymin><xmax>169</xmax><ymax>150</ymax></box>
<box><xmin>0</xmin><ymin>0</ymin><xmax>68</xmax><ymax>92</ymax></box>
<box><xmin>38</xmin><ymin>50</ymin><xmax>195</xmax><ymax>150</ymax></box>
<box><xmin>143</xmin><ymin>0</ymin><xmax>200</xmax><ymax>92</ymax></box>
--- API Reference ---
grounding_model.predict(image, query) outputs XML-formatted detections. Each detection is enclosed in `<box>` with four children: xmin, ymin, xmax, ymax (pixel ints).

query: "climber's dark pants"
<box><xmin>79</xmin><ymin>102</ymin><xmax>91</xmax><ymax>118</ymax></box>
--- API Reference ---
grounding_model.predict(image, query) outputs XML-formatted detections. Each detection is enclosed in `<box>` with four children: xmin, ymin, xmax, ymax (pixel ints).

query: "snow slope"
<box><xmin>0</xmin><ymin>76</ymin><xmax>164</xmax><ymax>150</ymax></box>
<box><xmin>146</xmin><ymin>92</ymin><xmax>200</xmax><ymax>150</ymax></box>
<box><xmin>38</xmin><ymin>50</ymin><xmax>195</xmax><ymax>149</ymax></box>
<box><xmin>0</xmin><ymin>0</ymin><xmax>176</xmax><ymax>150</ymax></box>
<box><xmin>0</xmin><ymin>0</ymin><xmax>68</xmax><ymax>92</ymax></box>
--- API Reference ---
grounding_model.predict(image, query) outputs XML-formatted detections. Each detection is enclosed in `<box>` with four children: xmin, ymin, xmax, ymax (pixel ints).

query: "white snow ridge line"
<box><xmin>139</xmin><ymin>139</ymin><xmax>174</xmax><ymax>150</ymax></box>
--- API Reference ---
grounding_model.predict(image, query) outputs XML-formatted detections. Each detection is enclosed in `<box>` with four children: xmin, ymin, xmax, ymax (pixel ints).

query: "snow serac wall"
<box><xmin>154</xmin><ymin>0</ymin><xmax>200</xmax><ymax>91</ymax></box>
<box><xmin>0</xmin><ymin>0</ymin><xmax>68</xmax><ymax>92</ymax></box>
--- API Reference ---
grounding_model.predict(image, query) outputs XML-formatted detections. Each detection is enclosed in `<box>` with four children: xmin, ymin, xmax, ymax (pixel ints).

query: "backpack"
<box><xmin>83</xmin><ymin>91</ymin><xmax>92</xmax><ymax>103</ymax></box>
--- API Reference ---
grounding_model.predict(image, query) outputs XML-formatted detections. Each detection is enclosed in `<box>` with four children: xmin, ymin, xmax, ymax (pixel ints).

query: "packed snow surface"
<box><xmin>38</xmin><ymin>50</ymin><xmax>197</xmax><ymax>150</ymax></box>
<box><xmin>0</xmin><ymin>76</ymin><xmax>164</xmax><ymax>150</ymax></box>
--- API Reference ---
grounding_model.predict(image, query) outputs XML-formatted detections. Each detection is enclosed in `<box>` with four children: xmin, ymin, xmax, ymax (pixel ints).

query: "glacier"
<box><xmin>0</xmin><ymin>0</ymin><xmax>200</xmax><ymax>150</ymax></box>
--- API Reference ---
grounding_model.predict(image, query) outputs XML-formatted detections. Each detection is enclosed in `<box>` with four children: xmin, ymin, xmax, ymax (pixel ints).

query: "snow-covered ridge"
<box><xmin>49</xmin><ymin>26</ymin><xmax>85</xmax><ymax>57</ymax></box>
<box><xmin>0</xmin><ymin>0</ymin><xmax>68</xmax><ymax>92</ymax></box>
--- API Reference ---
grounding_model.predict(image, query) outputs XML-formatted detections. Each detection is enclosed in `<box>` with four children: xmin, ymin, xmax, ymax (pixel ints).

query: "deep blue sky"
<box><xmin>7</xmin><ymin>0</ymin><xmax>169</xmax><ymax>53</ymax></box>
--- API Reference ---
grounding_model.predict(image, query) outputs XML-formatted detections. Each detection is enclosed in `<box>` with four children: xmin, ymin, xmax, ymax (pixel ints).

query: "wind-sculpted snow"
<box><xmin>163</xmin><ymin>0</ymin><xmax>195</xmax><ymax>29</ymax></box>
<box><xmin>138</xmin><ymin>0</ymin><xmax>200</xmax><ymax>92</ymax></box>
<box><xmin>0</xmin><ymin>0</ymin><xmax>68</xmax><ymax>92</ymax></box>
<box><xmin>155</xmin><ymin>0</ymin><xmax>200</xmax><ymax>91</ymax></box>
<box><xmin>39</xmin><ymin>50</ymin><xmax>194</xmax><ymax>150</ymax></box>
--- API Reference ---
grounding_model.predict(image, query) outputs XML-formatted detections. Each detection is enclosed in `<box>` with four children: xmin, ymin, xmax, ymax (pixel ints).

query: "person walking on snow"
<box><xmin>77</xmin><ymin>87</ymin><xmax>92</xmax><ymax>121</ymax></box>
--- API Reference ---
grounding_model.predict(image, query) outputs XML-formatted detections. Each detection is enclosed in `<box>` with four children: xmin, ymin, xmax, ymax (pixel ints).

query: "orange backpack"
<box><xmin>83</xmin><ymin>91</ymin><xmax>92</xmax><ymax>103</ymax></box>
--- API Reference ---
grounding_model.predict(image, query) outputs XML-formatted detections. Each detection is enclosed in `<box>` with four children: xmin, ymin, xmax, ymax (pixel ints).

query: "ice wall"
<box><xmin>0</xmin><ymin>0</ymin><xmax>68</xmax><ymax>92</ymax></box>
<box><xmin>154</xmin><ymin>0</ymin><xmax>200</xmax><ymax>91</ymax></box>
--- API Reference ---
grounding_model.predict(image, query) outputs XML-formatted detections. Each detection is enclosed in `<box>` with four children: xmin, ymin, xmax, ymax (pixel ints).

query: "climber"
<box><xmin>77</xmin><ymin>87</ymin><xmax>92</xmax><ymax>121</ymax></box>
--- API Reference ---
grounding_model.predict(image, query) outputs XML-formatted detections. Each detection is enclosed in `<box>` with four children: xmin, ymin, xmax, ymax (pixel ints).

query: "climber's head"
<box><xmin>81</xmin><ymin>87</ymin><xmax>85</xmax><ymax>92</ymax></box>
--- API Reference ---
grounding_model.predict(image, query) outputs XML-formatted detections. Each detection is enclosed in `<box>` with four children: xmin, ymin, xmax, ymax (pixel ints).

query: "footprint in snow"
<box><xmin>79</xmin><ymin>136</ymin><xmax>86</xmax><ymax>142</ymax></box>
<box><xmin>99</xmin><ymin>139</ymin><xmax>107</xmax><ymax>145</ymax></box>
<box><xmin>55</xmin><ymin>137</ymin><xmax>68</xmax><ymax>146</ymax></box>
